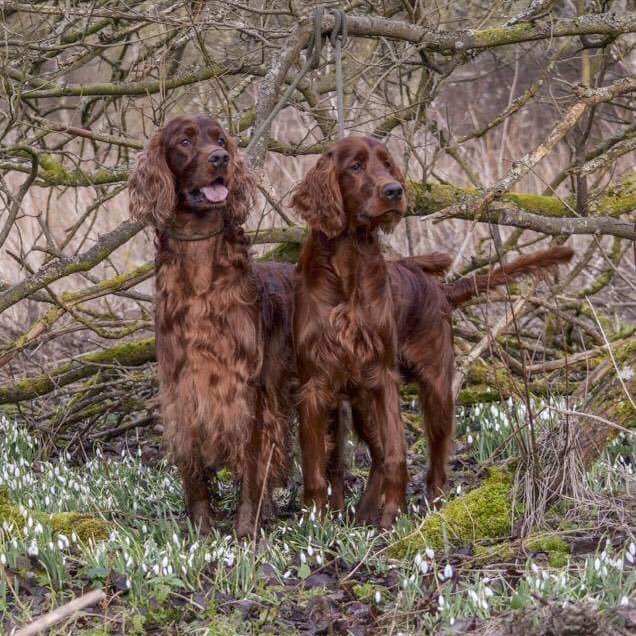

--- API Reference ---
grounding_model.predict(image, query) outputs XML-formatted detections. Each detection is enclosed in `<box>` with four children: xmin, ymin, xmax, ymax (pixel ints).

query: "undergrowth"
<box><xmin>0</xmin><ymin>408</ymin><xmax>634</xmax><ymax>634</ymax></box>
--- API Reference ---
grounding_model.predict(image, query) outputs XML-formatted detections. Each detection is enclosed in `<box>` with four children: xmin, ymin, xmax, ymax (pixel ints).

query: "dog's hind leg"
<box><xmin>418</xmin><ymin>376</ymin><xmax>454</xmax><ymax>505</ymax></box>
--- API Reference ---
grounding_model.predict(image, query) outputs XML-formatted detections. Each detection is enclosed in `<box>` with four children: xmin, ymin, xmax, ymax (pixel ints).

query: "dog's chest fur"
<box><xmin>155</xmin><ymin>239</ymin><xmax>262</xmax><ymax>392</ymax></box>
<box><xmin>312</xmin><ymin>238</ymin><xmax>398</xmax><ymax>382</ymax></box>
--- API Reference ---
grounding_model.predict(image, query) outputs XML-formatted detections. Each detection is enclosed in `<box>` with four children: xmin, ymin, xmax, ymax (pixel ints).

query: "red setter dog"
<box><xmin>128</xmin><ymin>115</ymin><xmax>295</xmax><ymax>537</ymax></box>
<box><xmin>291</xmin><ymin>136</ymin><xmax>573</xmax><ymax>527</ymax></box>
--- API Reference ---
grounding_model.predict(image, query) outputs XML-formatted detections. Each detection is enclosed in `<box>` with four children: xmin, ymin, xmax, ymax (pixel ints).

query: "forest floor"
<box><xmin>0</xmin><ymin>397</ymin><xmax>634</xmax><ymax>635</ymax></box>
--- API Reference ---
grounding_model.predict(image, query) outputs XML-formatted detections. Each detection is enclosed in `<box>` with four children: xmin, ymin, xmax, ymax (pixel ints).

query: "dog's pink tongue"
<box><xmin>200</xmin><ymin>184</ymin><xmax>228</xmax><ymax>203</ymax></box>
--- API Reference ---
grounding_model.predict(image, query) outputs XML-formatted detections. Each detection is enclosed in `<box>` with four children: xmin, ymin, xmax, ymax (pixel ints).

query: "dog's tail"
<box><xmin>444</xmin><ymin>246</ymin><xmax>574</xmax><ymax>307</ymax></box>
<box><xmin>396</xmin><ymin>251</ymin><xmax>452</xmax><ymax>276</ymax></box>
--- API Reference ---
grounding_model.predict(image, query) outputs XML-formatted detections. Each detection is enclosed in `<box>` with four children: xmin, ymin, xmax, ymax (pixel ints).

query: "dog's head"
<box><xmin>128</xmin><ymin>114</ymin><xmax>256</xmax><ymax>227</ymax></box>
<box><xmin>290</xmin><ymin>136</ymin><xmax>406</xmax><ymax>237</ymax></box>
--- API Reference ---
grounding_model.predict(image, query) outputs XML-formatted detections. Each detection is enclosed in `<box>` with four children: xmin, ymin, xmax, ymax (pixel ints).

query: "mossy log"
<box><xmin>0</xmin><ymin>338</ymin><xmax>155</xmax><ymax>403</ymax></box>
<box><xmin>407</xmin><ymin>172</ymin><xmax>635</xmax><ymax>240</ymax></box>
<box><xmin>391</xmin><ymin>469</ymin><xmax>514</xmax><ymax>558</ymax></box>
<box><xmin>0</xmin><ymin>488</ymin><xmax>109</xmax><ymax>542</ymax></box>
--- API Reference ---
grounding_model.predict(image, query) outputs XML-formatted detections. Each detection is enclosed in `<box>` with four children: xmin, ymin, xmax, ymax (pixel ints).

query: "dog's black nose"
<box><xmin>208</xmin><ymin>149</ymin><xmax>230</xmax><ymax>167</ymax></box>
<box><xmin>383</xmin><ymin>183</ymin><xmax>403</xmax><ymax>200</ymax></box>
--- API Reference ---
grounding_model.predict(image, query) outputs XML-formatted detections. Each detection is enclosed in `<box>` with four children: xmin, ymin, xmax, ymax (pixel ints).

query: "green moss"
<box><xmin>0</xmin><ymin>488</ymin><xmax>109</xmax><ymax>542</ymax></box>
<box><xmin>595</xmin><ymin>172</ymin><xmax>636</xmax><ymax>217</ymax></box>
<box><xmin>473</xmin><ymin>541</ymin><xmax>516</xmax><ymax>563</ymax></box>
<box><xmin>407</xmin><ymin>171</ymin><xmax>635</xmax><ymax>221</ymax></box>
<box><xmin>352</xmin><ymin>582</ymin><xmax>386</xmax><ymax>602</ymax></box>
<box><xmin>474</xmin><ymin>23</ymin><xmax>533</xmax><ymax>47</ymax></box>
<box><xmin>400</xmin><ymin>383</ymin><xmax>419</xmax><ymax>403</ymax></box>
<box><xmin>390</xmin><ymin>469</ymin><xmax>514</xmax><ymax>558</ymax></box>
<box><xmin>258</xmin><ymin>241</ymin><xmax>301</xmax><ymax>263</ymax></box>
<box><xmin>457</xmin><ymin>383</ymin><xmax>502</xmax><ymax>405</ymax></box>
<box><xmin>38</xmin><ymin>154</ymin><xmax>127</xmax><ymax>186</ymax></box>
<box><xmin>525</xmin><ymin>533</ymin><xmax>570</xmax><ymax>568</ymax></box>
<box><xmin>216</xmin><ymin>467</ymin><xmax>233</xmax><ymax>484</ymax></box>
<box><xmin>408</xmin><ymin>182</ymin><xmax>475</xmax><ymax>215</ymax></box>
<box><xmin>0</xmin><ymin>338</ymin><xmax>156</xmax><ymax>403</ymax></box>
<box><xmin>503</xmin><ymin>192</ymin><xmax>568</xmax><ymax>217</ymax></box>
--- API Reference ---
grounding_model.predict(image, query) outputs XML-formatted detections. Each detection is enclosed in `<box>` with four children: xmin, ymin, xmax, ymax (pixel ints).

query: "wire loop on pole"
<box><xmin>247</xmin><ymin>8</ymin><xmax>347</xmax><ymax>156</ymax></box>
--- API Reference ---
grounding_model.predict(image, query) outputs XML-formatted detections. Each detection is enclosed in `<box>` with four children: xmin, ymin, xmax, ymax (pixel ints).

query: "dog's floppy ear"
<box><xmin>128</xmin><ymin>128</ymin><xmax>176</xmax><ymax>227</ymax></box>
<box><xmin>290</xmin><ymin>152</ymin><xmax>345</xmax><ymax>238</ymax></box>
<box><xmin>226</xmin><ymin>134</ymin><xmax>257</xmax><ymax>224</ymax></box>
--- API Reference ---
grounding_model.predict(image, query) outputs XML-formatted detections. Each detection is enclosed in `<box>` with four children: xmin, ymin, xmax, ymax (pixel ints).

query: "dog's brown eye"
<box><xmin>351</xmin><ymin>162</ymin><xmax>362</xmax><ymax>171</ymax></box>
<box><xmin>384</xmin><ymin>161</ymin><xmax>391</xmax><ymax>169</ymax></box>
<box><xmin>218</xmin><ymin>137</ymin><xmax>226</xmax><ymax>147</ymax></box>
<box><xmin>180</xmin><ymin>138</ymin><xmax>191</xmax><ymax>147</ymax></box>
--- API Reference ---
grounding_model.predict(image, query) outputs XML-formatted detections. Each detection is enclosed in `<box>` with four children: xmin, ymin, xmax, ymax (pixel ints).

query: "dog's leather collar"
<box><xmin>165</xmin><ymin>223</ymin><xmax>225</xmax><ymax>242</ymax></box>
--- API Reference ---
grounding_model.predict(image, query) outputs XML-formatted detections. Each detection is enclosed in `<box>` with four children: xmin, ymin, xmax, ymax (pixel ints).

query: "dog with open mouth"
<box><xmin>128</xmin><ymin>115</ymin><xmax>295</xmax><ymax>537</ymax></box>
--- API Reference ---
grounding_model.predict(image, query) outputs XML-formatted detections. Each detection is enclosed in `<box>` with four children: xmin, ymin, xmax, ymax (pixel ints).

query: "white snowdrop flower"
<box><xmin>481</xmin><ymin>599</ymin><xmax>489</xmax><ymax>610</ymax></box>
<box><xmin>300</xmin><ymin>551</ymin><xmax>307</xmax><ymax>564</ymax></box>
<box><xmin>443</xmin><ymin>563</ymin><xmax>453</xmax><ymax>580</ymax></box>
<box><xmin>167</xmin><ymin>564</ymin><xmax>173</xmax><ymax>575</ymax></box>
<box><xmin>327</xmin><ymin>484</ymin><xmax>332</xmax><ymax>497</ymax></box>
<box><xmin>316</xmin><ymin>554</ymin><xmax>322</xmax><ymax>565</ymax></box>
<box><xmin>594</xmin><ymin>558</ymin><xmax>601</xmax><ymax>571</ymax></box>
<box><xmin>307</xmin><ymin>544</ymin><xmax>314</xmax><ymax>557</ymax></box>
<box><xmin>629</xmin><ymin>542</ymin><xmax>636</xmax><ymax>556</ymax></box>
<box><xmin>224</xmin><ymin>552</ymin><xmax>234</xmax><ymax>567</ymax></box>
<box><xmin>601</xmin><ymin>565</ymin><xmax>608</xmax><ymax>577</ymax></box>
<box><xmin>34</xmin><ymin>523</ymin><xmax>43</xmax><ymax>535</ymax></box>
<box><xmin>438</xmin><ymin>595</ymin><xmax>445</xmax><ymax>609</ymax></box>
<box><xmin>409</xmin><ymin>573</ymin><xmax>416</xmax><ymax>583</ymax></box>
<box><xmin>626</xmin><ymin>551</ymin><xmax>634</xmax><ymax>564</ymax></box>
<box><xmin>204</xmin><ymin>552</ymin><xmax>212</xmax><ymax>563</ymax></box>
<box><xmin>309</xmin><ymin>510</ymin><xmax>316</xmax><ymax>523</ymax></box>
<box><xmin>0</xmin><ymin>554</ymin><xmax>6</xmax><ymax>566</ymax></box>
<box><xmin>152</xmin><ymin>564</ymin><xmax>160</xmax><ymax>576</ymax></box>
<box><xmin>27</xmin><ymin>541</ymin><xmax>39</xmax><ymax>557</ymax></box>
<box><xmin>125</xmin><ymin>578</ymin><xmax>131</xmax><ymax>589</ymax></box>
<box><xmin>48</xmin><ymin>541</ymin><xmax>55</xmax><ymax>551</ymax></box>
<box><xmin>141</xmin><ymin>563</ymin><xmax>148</xmax><ymax>574</ymax></box>
<box><xmin>142</xmin><ymin>524</ymin><xmax>148</xmax><ymax>534</ymax></box>
<box><xmin>620</xmin><ymin>596</ymin><xmax>629</xmax><ymax>606</ymax></box>
<box><xmin>456</xmin><ymin>484</ymin><xmax>462</xmax><ymax>495</ymax></box>
<box><xmin>425</xmin><ymin>547</ymin><xmax>435</xmax><ymax>560</ymax></box>
<box><xmin>468</xmin><ymin>589</ymin><xmax>479</xmax><ymax>604</ymax></box>
<box><xmin>531</xmin><ymin>563</ymin><xmax>539</xmax><ymax>573</ymax></box>
<box><xmin>172</xmin><ymin>532</ymin><xmax>180</xmax><ymax>547</ymax></box>
<box><xmin>414</xmin><ymin>553</ymin><xmax>423</xmax><ymax>568</ymax></box>
<box><xmin>161</xmin><ymin>556</ymin><xmax>169</xmax><ymax>568</ymax></box>
<box><xmin>283</xmin><ymin>570</ymin><xmax>292</xmax><ymax>579</ymax></box>
<box><xmin>484</xmin><ymin>587</ymin><xmax>494</xmax><ymax>597</ymax></box>
<box><xmin>450</xmin><ymin>617</ymin><xmax>455</xmax><ymax>626</ymax></box>
<box><xmin>375</xmin><ymin>590</ymin><xmax>382</xmax><ymax>604</ymax></box>
<box><xmin>402</xmin><ymin>578</ymin><xmax>409</xmax><ymax>589</ymax></box>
